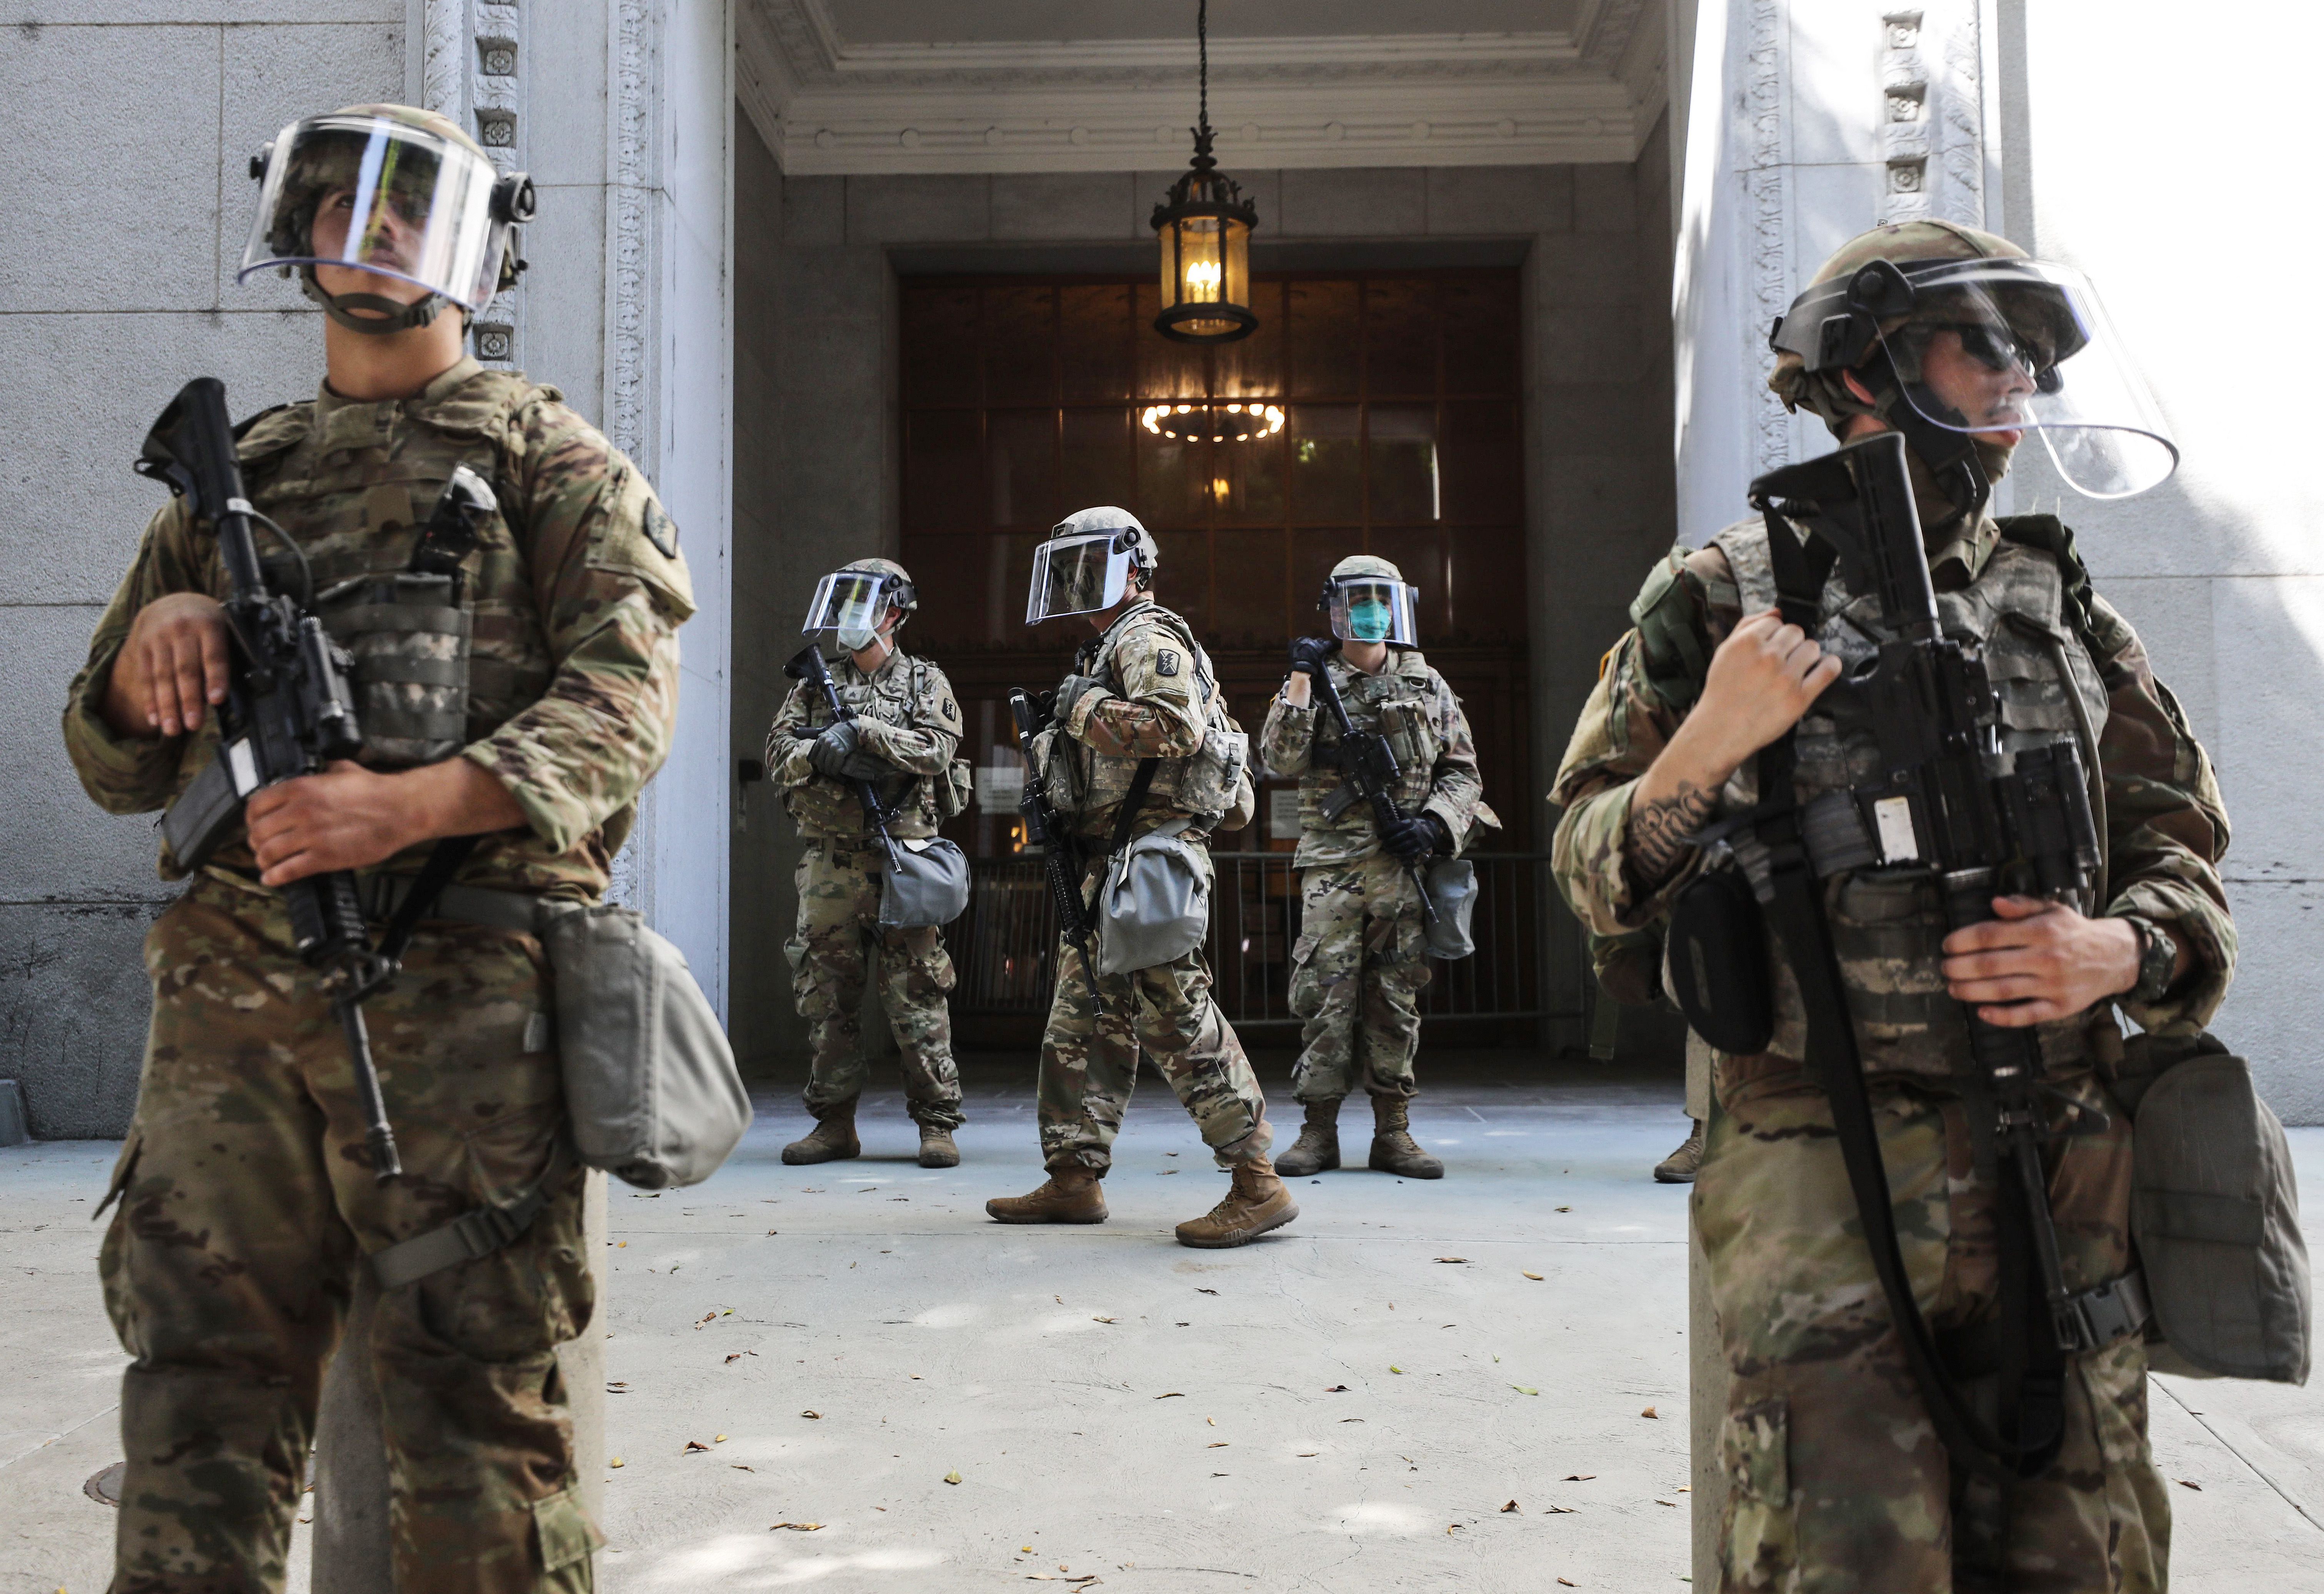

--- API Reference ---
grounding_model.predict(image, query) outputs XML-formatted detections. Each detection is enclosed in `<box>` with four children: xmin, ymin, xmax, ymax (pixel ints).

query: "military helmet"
<box><xmin>1319</xmin><ymin>553</ymin><xmax>1418</xmax><ymax>645</ymax></box>
<box><xmin>1327</xmin><ymin>553</ymin><xmax>1404</xmax><ymax>585</ymax></box>
<box><xmin>836</xmin><ymin>557</ymin><xmax>918</xmax><ymax>613</ymax></box>
<box><xmin>242</xmin><ymin>103</ymin><xmax>535</xmax><ymax>335</ymax></box>
<box><xmin>1768</xmin><ymin>218</ymin><xmax>2176</xmax><ymax>500</ymax></box>
<box><xmin>1027</xmin><ymin>506</ymin><xmax>1158</xmax><ymax>623</ymax></box>
<box><xmin>803</xmin><ymin>557</ymin><xmax>916</xmax><ymax>636</ymax></box>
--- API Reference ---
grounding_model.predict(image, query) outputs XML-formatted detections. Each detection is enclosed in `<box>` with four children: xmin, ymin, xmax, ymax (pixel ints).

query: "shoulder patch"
<box><xmin>642</xmin><ymin>500</ymin><xmax>679</xmax><ymax>558</ymax></box>
<box><xmin>1156</xmin><ymin>649</ymin><xmax>1180</xmax><ymax>677</ymax></box>
<box><xmin>942</xmin><ymin>698</ymin><xmax>956</xmax><ymax>721</ymax></box>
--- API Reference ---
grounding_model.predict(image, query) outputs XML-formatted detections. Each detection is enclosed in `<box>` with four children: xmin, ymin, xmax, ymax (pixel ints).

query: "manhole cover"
<box><xmin>85</xmin><ymin>1461</ymin><xmax>125</xmax><ymax>1507</ymax></box>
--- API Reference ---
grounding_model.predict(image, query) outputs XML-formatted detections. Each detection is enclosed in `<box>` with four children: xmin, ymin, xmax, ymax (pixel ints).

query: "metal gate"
<box><xmin>950</xmin><ymin>851</ymin><xmax>1562</xmax><ymax>1036</ymax></box>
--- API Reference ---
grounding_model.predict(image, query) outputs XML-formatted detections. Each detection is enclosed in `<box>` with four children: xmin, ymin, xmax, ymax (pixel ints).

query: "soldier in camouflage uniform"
<box><xmin>1257</xmin><ymin>555</ymin><xmax>1496</xmax><ymax>1180</ymax></box>
<box><xmin>764</xmin><ymin>558</ymin><xmax>970</xmax><ymax>1168</ymax></box>
<box><xmin>1551</xmin><ymin>221</ymin><xmax>2232</xmax><ymax>1591</ymax></box>
<box><xmin>985</xmin><ymin>506</ymin><xmax>1295</xmax><ymax>1249</ymax></box>
<box><xmin>62</xmin><ymin>106</ymin><xmax>690</xmax><ymax>1593</ymax></box>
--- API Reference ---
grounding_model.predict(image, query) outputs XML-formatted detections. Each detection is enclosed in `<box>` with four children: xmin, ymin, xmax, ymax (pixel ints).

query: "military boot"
<box><xmin>1274</xmin><ymin>1098</ymin><xmax>1342</xmax><ymax>1176</ymax></box>
<box><xmin>918</xmin><ymin>1123</ymin><xmax>961</xmax><ymax>1169</ymax></box>
<box><xmin>1174</xmin><ymin>1160</ymin><xmax>1300</xmax><ymax>1249</ymax></box>
<box><xmin>781</xmin><ymin>1104</ymin><xmax>861</xmax><ymax>1166</ymax></box>
<box><xmin>985</xmin><ymin>1164</ymin><xmax>1107</xmax><ymax>1224</ymax></box>
<box><xmin>1367</xmin><ymin>1094</ymin><xmax>1444</xmax><ymax>1179</ymax></box>
<box><xmin>1654</xmin><ymin>1120</ymin><xmax>1705</xmax><ymax>1184</ymax></box>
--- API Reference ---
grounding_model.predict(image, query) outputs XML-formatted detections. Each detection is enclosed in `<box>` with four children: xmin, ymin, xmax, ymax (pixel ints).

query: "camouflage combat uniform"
<box><xmin>1035</xmin><ymin>598</ymin><xmax>1270</xmax><ymax>1174</ymax></box>
<box><xmin>765</xmin><ymin>648</ymin><xmax>966</xmax><ymax>1129</ymax></box>
<box><xmin>1551</xmin><ymin>509</ymin><xmax>2233</xmax><ymax>1592</ymax></box>
<box><xmin>64</xmin><ymin>356</ymin><xmax>692</xmax><ymax>1594</ymax></box>
<box><xmin>1257</xmin><ymin>647</ymin><xmax>1492</xmax><ymax>1103</ymax></box>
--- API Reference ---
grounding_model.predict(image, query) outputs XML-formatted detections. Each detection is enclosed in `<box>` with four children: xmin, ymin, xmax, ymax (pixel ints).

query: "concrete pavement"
<box><xmin>5</xmin><ymin>1064</ymin><xmax>2320</xmax><ymax>1592</ymax></box>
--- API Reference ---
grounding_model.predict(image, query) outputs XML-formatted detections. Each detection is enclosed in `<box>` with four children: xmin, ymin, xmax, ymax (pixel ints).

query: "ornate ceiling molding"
<box><xmin>740</xmin><ymin>0</ymin><xmax>1663</xmax><ymax>175</ymax></box>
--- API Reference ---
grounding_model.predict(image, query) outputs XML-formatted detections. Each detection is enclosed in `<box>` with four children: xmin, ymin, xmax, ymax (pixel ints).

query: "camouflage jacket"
<box><xmin>765</xmin><ymin>646</ymin><xmax>964</xmax><ymax>840</ymax></box>
<box><xmin>1257</xmin><ymin>646</ymin><xmax>1496</xmax><ymax>868</ymax></box>
<box><xmin>63</xmin><ymin>357</ymin><xmax>693</xmax><ymax>902</ymax></box>
<box><xmin>1551</xmin><ymin>512</ymin><xmax>2235</xmax><ymax>1066</ymax></box>
<box><xmin>1050</xmin><ymin>599</ymin><xmax>1244</xmax><ymax>842</ymax></box>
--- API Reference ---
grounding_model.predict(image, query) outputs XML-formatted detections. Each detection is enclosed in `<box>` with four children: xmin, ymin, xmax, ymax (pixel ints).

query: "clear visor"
<box><xmin>802</xmin><ymin>571</ymin><xmax>893</xmax><ymax>634</ymax></box>
<box><xmin>1326</xmin><ymin>578</ymin><xmax>1418</xmax><ymax>645</ymax></box>
<box><xmin>1874</xmin><ymin>259</ymin><xmax>2177</xmax><ymax>499</ymax></box>
<box><xmin>1027</xmin><ymin>532</ymin><xmax>1133</xmax><ymax>623</ymax></box>
<box><xmin>239</xmin><ymin>115</ymin><xmax>506</xmax><ymax>311</ymax></box>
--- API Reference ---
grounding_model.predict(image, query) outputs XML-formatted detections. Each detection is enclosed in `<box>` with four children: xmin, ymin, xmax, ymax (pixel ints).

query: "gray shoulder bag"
<box><xmin>880</xmin><ymin>836</ymin><xmax>971</xmax><ymax>928</ymax></box>
<box><xmin>2114</xmin><ymin>1032</ymin><xmax>2310</xmax><ymax>1384</ymax></box>
<box><xmin>1421</xmin><ymin>858</ymin><xmax>1479</xmax><ymax>960</ymax></box>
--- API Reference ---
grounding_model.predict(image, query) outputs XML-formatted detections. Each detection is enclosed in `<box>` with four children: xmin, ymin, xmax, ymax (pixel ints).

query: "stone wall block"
<box><xmin>27</xmin><ymin>3</ymin><xmax>396</xmax><ymax>20</ymax></box>
<box><xmin>1424</xmin><ymin>166</ymin><xmax>1573</xmax><ymax>236</ymax></box>
<box><xmin>0</xmin><ymin>308</ymin><xmax>327</xmax><ymax>607</ymax></box>
<box><xmin>1537</xmin><ymin>305</ymin><xmax>1646</xmax><ymax>386</ymax></box>
<box><xmin>844</xmin><ymin>175</ymin><xmax>991</xmax><ymax>244</ymax></box>
<box><xmin>1276</xmin><ymin>167</ymin><xmax>1424</xmax><ymax>237</ymax></box>
<box><xmin>521</xmin><ymin>180</ymin><xmax>610</xmax><ymax>416</ymax></box>
<box><xmin>781</xmin><ymin>176</ymin><xmax>846</xmax><ymax>247</ymax></box>
<box><xmin>0</xmin><ymin>903</ymin><xmax>154</xmax><ymax>1141</ymax></box>
<box><xmin>217</xmin><ymin>20</ymin><xmax>407</xmax><ymax>308</ymax></box>
<box><xmin>1571</xmin><ymin>163</ymin><xmax>1638</xmax><ymax>236</ymax></box>
<box><xmin>522</xmin><ymin>10</ymin><xmax>609</xmax><ymax>189</ymax></box>
<box><xmin>1525</xmin><ymin>235</ymin><xmax>1641</xmax><ymax>310</ymax></box>
<box><xmin>0</xmin><ymin>25</ymin><xmax>221</xmax><ymax>312</ymax></box>
<box><xmin>993</xmin><ymin>172</ymin><xmax>1137</xmax><ymax>240</ymax></box>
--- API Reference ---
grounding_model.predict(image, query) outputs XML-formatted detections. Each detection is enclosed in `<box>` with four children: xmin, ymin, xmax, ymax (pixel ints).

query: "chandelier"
<box><xmin>1140</xmin><ymin>402</ymin><xmax>1284</xmax><ymax>443</ymax></box>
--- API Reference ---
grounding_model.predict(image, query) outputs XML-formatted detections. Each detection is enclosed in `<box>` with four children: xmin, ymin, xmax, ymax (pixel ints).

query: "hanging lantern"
<box><xmin>1151</xmin><ymin>0</ymin><xmax>1258</xmax><ymax>345</ymax></box>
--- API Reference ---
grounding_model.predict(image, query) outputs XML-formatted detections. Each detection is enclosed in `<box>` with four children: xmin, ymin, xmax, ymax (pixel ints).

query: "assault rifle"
<box><xmin>1746</xmin><ymin>428</ymin><xmax>2120</xmax><ymax>1481</ymax></box>
<box><xmin>139</xmin><ymin>377</ymin><xmax>406</xmax><ymax>1180</ymax></box>
<box><xmin>1296</xmin><ymin>643</ymin><xmax>1438</xmax><ymax>927</ymax></box>
<box><xmin>784</xmin><ymin>643</ymin><xmax>903</xmax><ymax>872</ymax></box>
<box><xmin>1007</xmin><ymin>688</ymin><xmax>1097</xmax><ymax>974</ymax></box>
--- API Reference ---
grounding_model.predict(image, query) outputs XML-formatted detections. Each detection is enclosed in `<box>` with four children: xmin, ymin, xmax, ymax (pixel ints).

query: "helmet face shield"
<box><xmin>803</xmin><ymin>570</ymin><xmax>899</xmax><ymax>635</ymax></box>
<box><xmin>1783</xmin><ymin>255</ymin><xmax>2176</xmax><ymax>499</ymax></box>
<box><xmin>1027</xmin><ymin>531</ymin><xmax>1135</xmax><ymax>623</ymax></box>
<box><xmin>1324</xmin><ymin>576</ymin><xmax>1417</xmax><ymax>645</ymax></box>
<box><xmin>240</xmin><ymin>115</ymin><xmax>510</xmax><ymax>311</ymax></box>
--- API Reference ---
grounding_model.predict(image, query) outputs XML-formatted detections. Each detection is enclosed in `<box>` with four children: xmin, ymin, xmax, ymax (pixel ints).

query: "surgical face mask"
<box><xmin>838</xmin><ymin>625</ymin><xmax>880</xmax><ymax>653</ymax></box>
<box><xmin>1347</xmin><ymin>599</ymin><xmax>1394</xmax><ymax>642</ymax></box>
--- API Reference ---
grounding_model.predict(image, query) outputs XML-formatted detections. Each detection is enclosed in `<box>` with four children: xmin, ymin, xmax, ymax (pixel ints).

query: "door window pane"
<box><xmin>1442</xmin><ymin>275</ymin><xmax>1521</xmax><ymax>396</ymax></box>
<box><xmin>983</xmin><ymin>286</ymin><xmax>1057</xmax><ymax>406</ymax></box>
<box><xmin>1288</xmin><ymin>280</ymin><xmax>1359</xmax><ymax>398</ymax></box>
<box><xmin>1061</xmin><ymin>408</ymin><xmax>1134</xmax><ymax>518</ymax></box>
<box><xmin>1289</xmin><ymin>405</ymin><xmax>1362</xmax><ymax>523</ymax></box>
<box><xmin>903</xmin><ymin>409</ymin><xmax>981</xmax><ymax>532</ymax></box>
<box><xmin>1060</xmin><ymin>284</ymin><xmax>1135</xmax><ymax>402</ymax></box>
<box><xmin>986</xmin><ymin>410</ymin><xmax>1058</xmax><ymax>529</ymax></box>
<box><xmin>1439</xmin><ymin>400</ymin><xmax>1521</xmax><ymax>523</ymax></box>
<box><xmin>902</xmin><ymin>286</ymin><xmax>980</xmax><ymax>405</ymax></box>
<box><xmin>1368</xmin><ymin>405</ymin><xmax>1440</xmax><ymax>524</ymax></box>
<box><xmin>1363</xmin><ymin>278</ymin><xmax>1437</xmax><ymax>397</ymax></box>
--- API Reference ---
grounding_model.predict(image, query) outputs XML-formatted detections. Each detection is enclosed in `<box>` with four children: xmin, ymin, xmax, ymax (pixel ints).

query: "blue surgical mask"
<box><xmin>1348</xmin><ymin>599</ymin><xmax>1393</xmax><ymax>642</ymax></box>
<box><xmin>838</xmin><ymin>625</ymin><xmax>880</xmax><ymax>653</ymax></box>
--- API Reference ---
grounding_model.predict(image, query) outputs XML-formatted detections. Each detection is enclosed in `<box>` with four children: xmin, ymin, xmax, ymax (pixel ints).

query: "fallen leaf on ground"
<box><xmin>768</xmin><ymin>1522</ymin><xmax>822</xmax><ymax>1531</ymax></box>
<box><xmin>2177</xmin><ymin>1479</ymin><xmax>2202</xmax><ymax>1491</ymax></box>
<box><xmin>1523</xmin><ymin>1271</ymin><xmax>1544</xmax><ymax>1281</ymax></box>
<box><xmin>1656</xmin><ymin>1499</ymin><xmax>1678</xmax><ymax>1507</ymax></box>
<box><xmin>1558</xmin><ymin>1580</ymin><xmax>1577</xmax><ymax>1587</ymax></box>
<box><xmin>1555</xmin><ymin>1206</ymin><xmax>1572</xmax><ymax>1213</ymax></box>
<box><xmin>1447</xmin><ymin>1524</ymin><xmax>1463</xmax><ymax>1534</ymax></box>
<box><xmin>766</xmin><ymin>1229</ymin><xmax>779</xmax><ymax>1235</ymax></box>
<box><xmin>1092</xmin><ymin>1316</ymin><xmax>1115</xmax><ymax>1324</ymax></box>
<box><xmin>943</xmin><ymin>1471</ymin><xmax>962</xmax><ymax>1485</ymax></box>
<box><xmin>725</xmin><ymin>1352</ymin><xmax>753</xmax><ymax>1363</ymax></box>
<box><xmin>1511</xmin><ymin>1386</ymin><xmax>1539</xmax><ymax>1396</ymax></box>
<box><xmin>1055</xmin><ymin>1295</ymin><xmax>1064</xmax><ymax>1304</ymax></box>
<box><xmin>1501</xmin><ymin>1501</ymin><xmax>1519</xmax><ymax>1513</ymax></box>
<box><xmin>1563</xmin><ymin>1474</ymin><xmax>1595</xmax><ymax>1481</ymax></box>
<box><xmin>1155</xmin><ymin>1392</ymin><xmax>1185</xmax><ymax>1399</ymax></box>
<box><xmin>684</xmin><ymin>1440</ymin><xmax>711</xmax><ymax>1453</ymax></box>
<box><xmin>731</xmin><ymin>1464</ymin><xmax>755</xmax><ymax>1472</ymax></box>
<box><xmin>1389</xmin><ymin>1365</ymin><xmax>1404</xmax><ymax>1374</ymax></box>
<box><xmin>1158</xmin><ymin>1169</ymin><xmax>1179</xmax><ymax>1175</ymax></box>
<box><xmin>1206</xmin><ymin>1442</ymin><xmax>1228</xmax><ymax>1449</ymax></box>
<box><xmin>1434</xmin><ymin>1257</ymin><xmax>1468</xmax><ymax>1264</ymax></box>
<box><xmin>1206</xmin><ymin>1417</ymin><xmax>1216</xmax><ymax>1426</ymax></box>
<box><xmin>694</xmin><ymin>1312</ymin><xmax>716</xmax><ymax>1328</ymax></box>
<box><xmin>1641</xmin><ymin>1406</ymin><xmax>1659</xmax><ymax>1419</ymax></box>
<box><xmin>1678</xmin><ymin>1486</ymin><xmax>1690</xmax><ymax>1492</ymax></box>
<box><xmin>610</xmin><ymin>1458</ymin><xmax>625</xmax><ymax>1468</ymax></box>
<box><xmin>1324</xmin><ymin>1384</ymin><xmax>1349</xmax><ymax>1392</ymax></box>
<box><xmin>715</xmin><ymin>1434</ymin><xmax>728</xmax><ymax>1442</ymax></box>
<box><xmin>1196</xmin><ymin>1288</ymin><xmax>1219</xmax><ymax>1295</ymax></box>
<box><xmin>800</xmin><ymin>1410</ymin><xmax>822</xmax><ymax>1420</ymax></box>
<box><xmin>1298</xmin><ymin>1452</ymin><xmax>1318</xmax><ymax>1457</ymax></box>
<box><xmin>1545</xmin><ymin>1505</ymin><xmax>1576</xmax><ymax>1514</ymax></box>
<box><xmin>607</xmin><ymin>1381</ymin><xmax>629</xmax><ymax>1389</ymax></box>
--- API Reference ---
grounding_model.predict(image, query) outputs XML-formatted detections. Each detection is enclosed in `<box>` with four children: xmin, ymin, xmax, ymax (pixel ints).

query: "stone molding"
<box><xmin>739</xmin><ymin>0</ymin><xmax>1663</xmax><ymax>173</ymax></box>
<box><xmin>1876</xmin><ymin>4</ymin><xmax>1987</xmax><ymax>228</ymax></box>
<box><xmin>419</xmin><ymin>0</ymin><xmax>526</xmax><ymax>366</ymax></box>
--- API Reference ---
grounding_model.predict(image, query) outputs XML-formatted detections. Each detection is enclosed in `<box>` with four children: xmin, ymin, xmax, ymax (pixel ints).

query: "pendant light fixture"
<box><xmin>1150</xmin><ymin>0</ymin><xmax>1258</xmax><ymax>345</ymax></box>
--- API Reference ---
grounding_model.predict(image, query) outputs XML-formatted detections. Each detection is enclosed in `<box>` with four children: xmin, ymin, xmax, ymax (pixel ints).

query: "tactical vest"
<box><xmin>1297</xmin><ymin>651</ymin><xmax>1446</xmax><ymax>835</ymax></box>
<box><xmin>1047</xmin><ymin>603</ymin><xmax>1251</xmax><ymax>828</ymax></box>
<box><xmin>1710</xmin><ymin>516</ymin><xmax>2111</xmax><ymax>1081</ymax></box>
<box><xmin>235</xmin><ymin>373</ymin><xmax>556</xmax><ymax>770</ymax></box>
<box><xmin>782</xmin><ymin>653</ymin><xmax>963</xmax><ymax>838</ymax></box>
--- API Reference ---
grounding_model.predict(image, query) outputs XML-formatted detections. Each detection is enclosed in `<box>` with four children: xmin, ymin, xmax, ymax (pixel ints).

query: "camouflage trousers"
<box><xmin>1694</xmin><ymin>1069</ymin><xmax>2166</xmax><ymax>1593</ymax></box>
<box><xmin>99</xmin><ymin>871</ymin><xmax>598</xmax><ymax>1594</ymax></box>
<box><xmin>1037</xmin><ymin>851</ymin><xmax>1270</xmax><ymax>1174</ymax></box>
<box><xmin>1287</xmin><ymin>852</ymin><xmax>1433</xmax><ymax>1103</ymax></box>
<box><xmin>786</xmin><ymin>836</ymin><xmax>963</xmax><ymax>1129</ymax></box>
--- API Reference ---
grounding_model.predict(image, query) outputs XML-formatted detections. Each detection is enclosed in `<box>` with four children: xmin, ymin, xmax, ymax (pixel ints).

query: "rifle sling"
<box><xmin>1107</xmin><ymin>758</ymin><xmax>1163</xmax><ymax>859</ymax></box>
<box><xmin>1753</xmin><ymin>511</ymin><xmax>2045</xmax><ymax>1486</ymax></box>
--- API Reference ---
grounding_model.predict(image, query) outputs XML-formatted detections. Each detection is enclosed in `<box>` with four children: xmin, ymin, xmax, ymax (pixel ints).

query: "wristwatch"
<box><xmin>2119</xmin><ymin>915</ymin><xmax>2179</xmax><ymax>1005</ymax></box>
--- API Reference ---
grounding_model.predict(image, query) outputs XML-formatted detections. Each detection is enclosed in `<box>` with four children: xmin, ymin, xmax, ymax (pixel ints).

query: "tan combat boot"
<box><xmin>1367</xmin><ymin>1094</ymin><xmax>1444</xmax><ymax>1179</ymax></box>
<box><xmin>1654</xmin><ymin>1120</ymin><xmax>1704</xmax><ymax>1184</ymax></box>
<box><xmin>918</xmin><ymin>1123</ymin><xmax>961</xmax><ymax>1169</ymax></box>
<box><xmin>1174</xmin><ymin>1159</ymin><xmax>1299</xmax><ymax>1249</ymax></box>
<box><xmin>985</xmin><ymin>1164</ymin><xmax>1107</xmax><ymax>1224</ymax></box>
<box><xmin>1274</xmin><ymin>1098</ymin><xmax>1342</xmax><ymax>1177</ymax></box>
<box><xmin>781</xmin><ymin>1104</ymin><xmax>861</xmax><ymax>1166</ymax></box>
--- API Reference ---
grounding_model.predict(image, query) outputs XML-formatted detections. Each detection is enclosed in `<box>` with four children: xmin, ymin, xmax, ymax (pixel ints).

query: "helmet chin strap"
<box><xmin>300</xmin><ymin>266</ymin><xmax>453</xmax><ymax>336</ymax></box>
<box><xmin>1862</xmin><ymin>351</ymin><xmax>1991</xmax><ymax>533</ymax></box>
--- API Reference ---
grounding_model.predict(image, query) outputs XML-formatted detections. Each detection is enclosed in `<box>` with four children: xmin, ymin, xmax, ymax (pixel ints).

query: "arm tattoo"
<box><xmin>1627</xmin><ymin>780</ymin><xmax>1717</xmax><ymax>889</ymax></box>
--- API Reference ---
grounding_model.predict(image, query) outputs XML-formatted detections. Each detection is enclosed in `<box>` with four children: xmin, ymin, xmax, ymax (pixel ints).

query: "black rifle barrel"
<box><xmin>1301</xmin><ymin>648</ymin><xmax>1437</xmax><ymax>926</ymax></box>
<box><xmin>785</xmin><ymin>643</ymin><xmax>901</xmax><ymax>868</ymax></box>
<box><xmin>1008</xmin><ymin>688</ymin><xmax>1096</xmax><ymax>966</ymax></box>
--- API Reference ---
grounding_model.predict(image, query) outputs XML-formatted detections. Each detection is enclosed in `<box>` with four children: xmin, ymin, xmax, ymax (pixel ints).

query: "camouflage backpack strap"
<box><xmin>1995</xmin><ymin>515</ymin><xmax>2111</xmax><ymax>680</ymax></box>
<box><xmin>1627</xmin><ymin>544</ymin><xmax>1726</xmax><ymax>712</ymax></box>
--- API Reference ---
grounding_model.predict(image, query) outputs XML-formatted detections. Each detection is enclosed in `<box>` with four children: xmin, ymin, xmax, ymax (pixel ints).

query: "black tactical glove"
<box><xmin>836</xmin><ymin>746</ymin><xmax>892</xmax><ymax>785</ymax></box>
<box><xmin>1054</xmin><ymin>673</ymin><xmax>1110</xmax><ymax>721</ymax></box>
<box><xmin>1382</xmin><ymin>811</ymin><xmax>1448</xmax><ymax>861</ymax></box>
<box><xmin>808</xmin><ymin>720</ymin><xmax>861</xmax><ymax>778</ymax></box>
<box><xmin>1289</xmin><ymin>636</ymin><xmax>1334</xmax><ymax>678</ymax></box>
